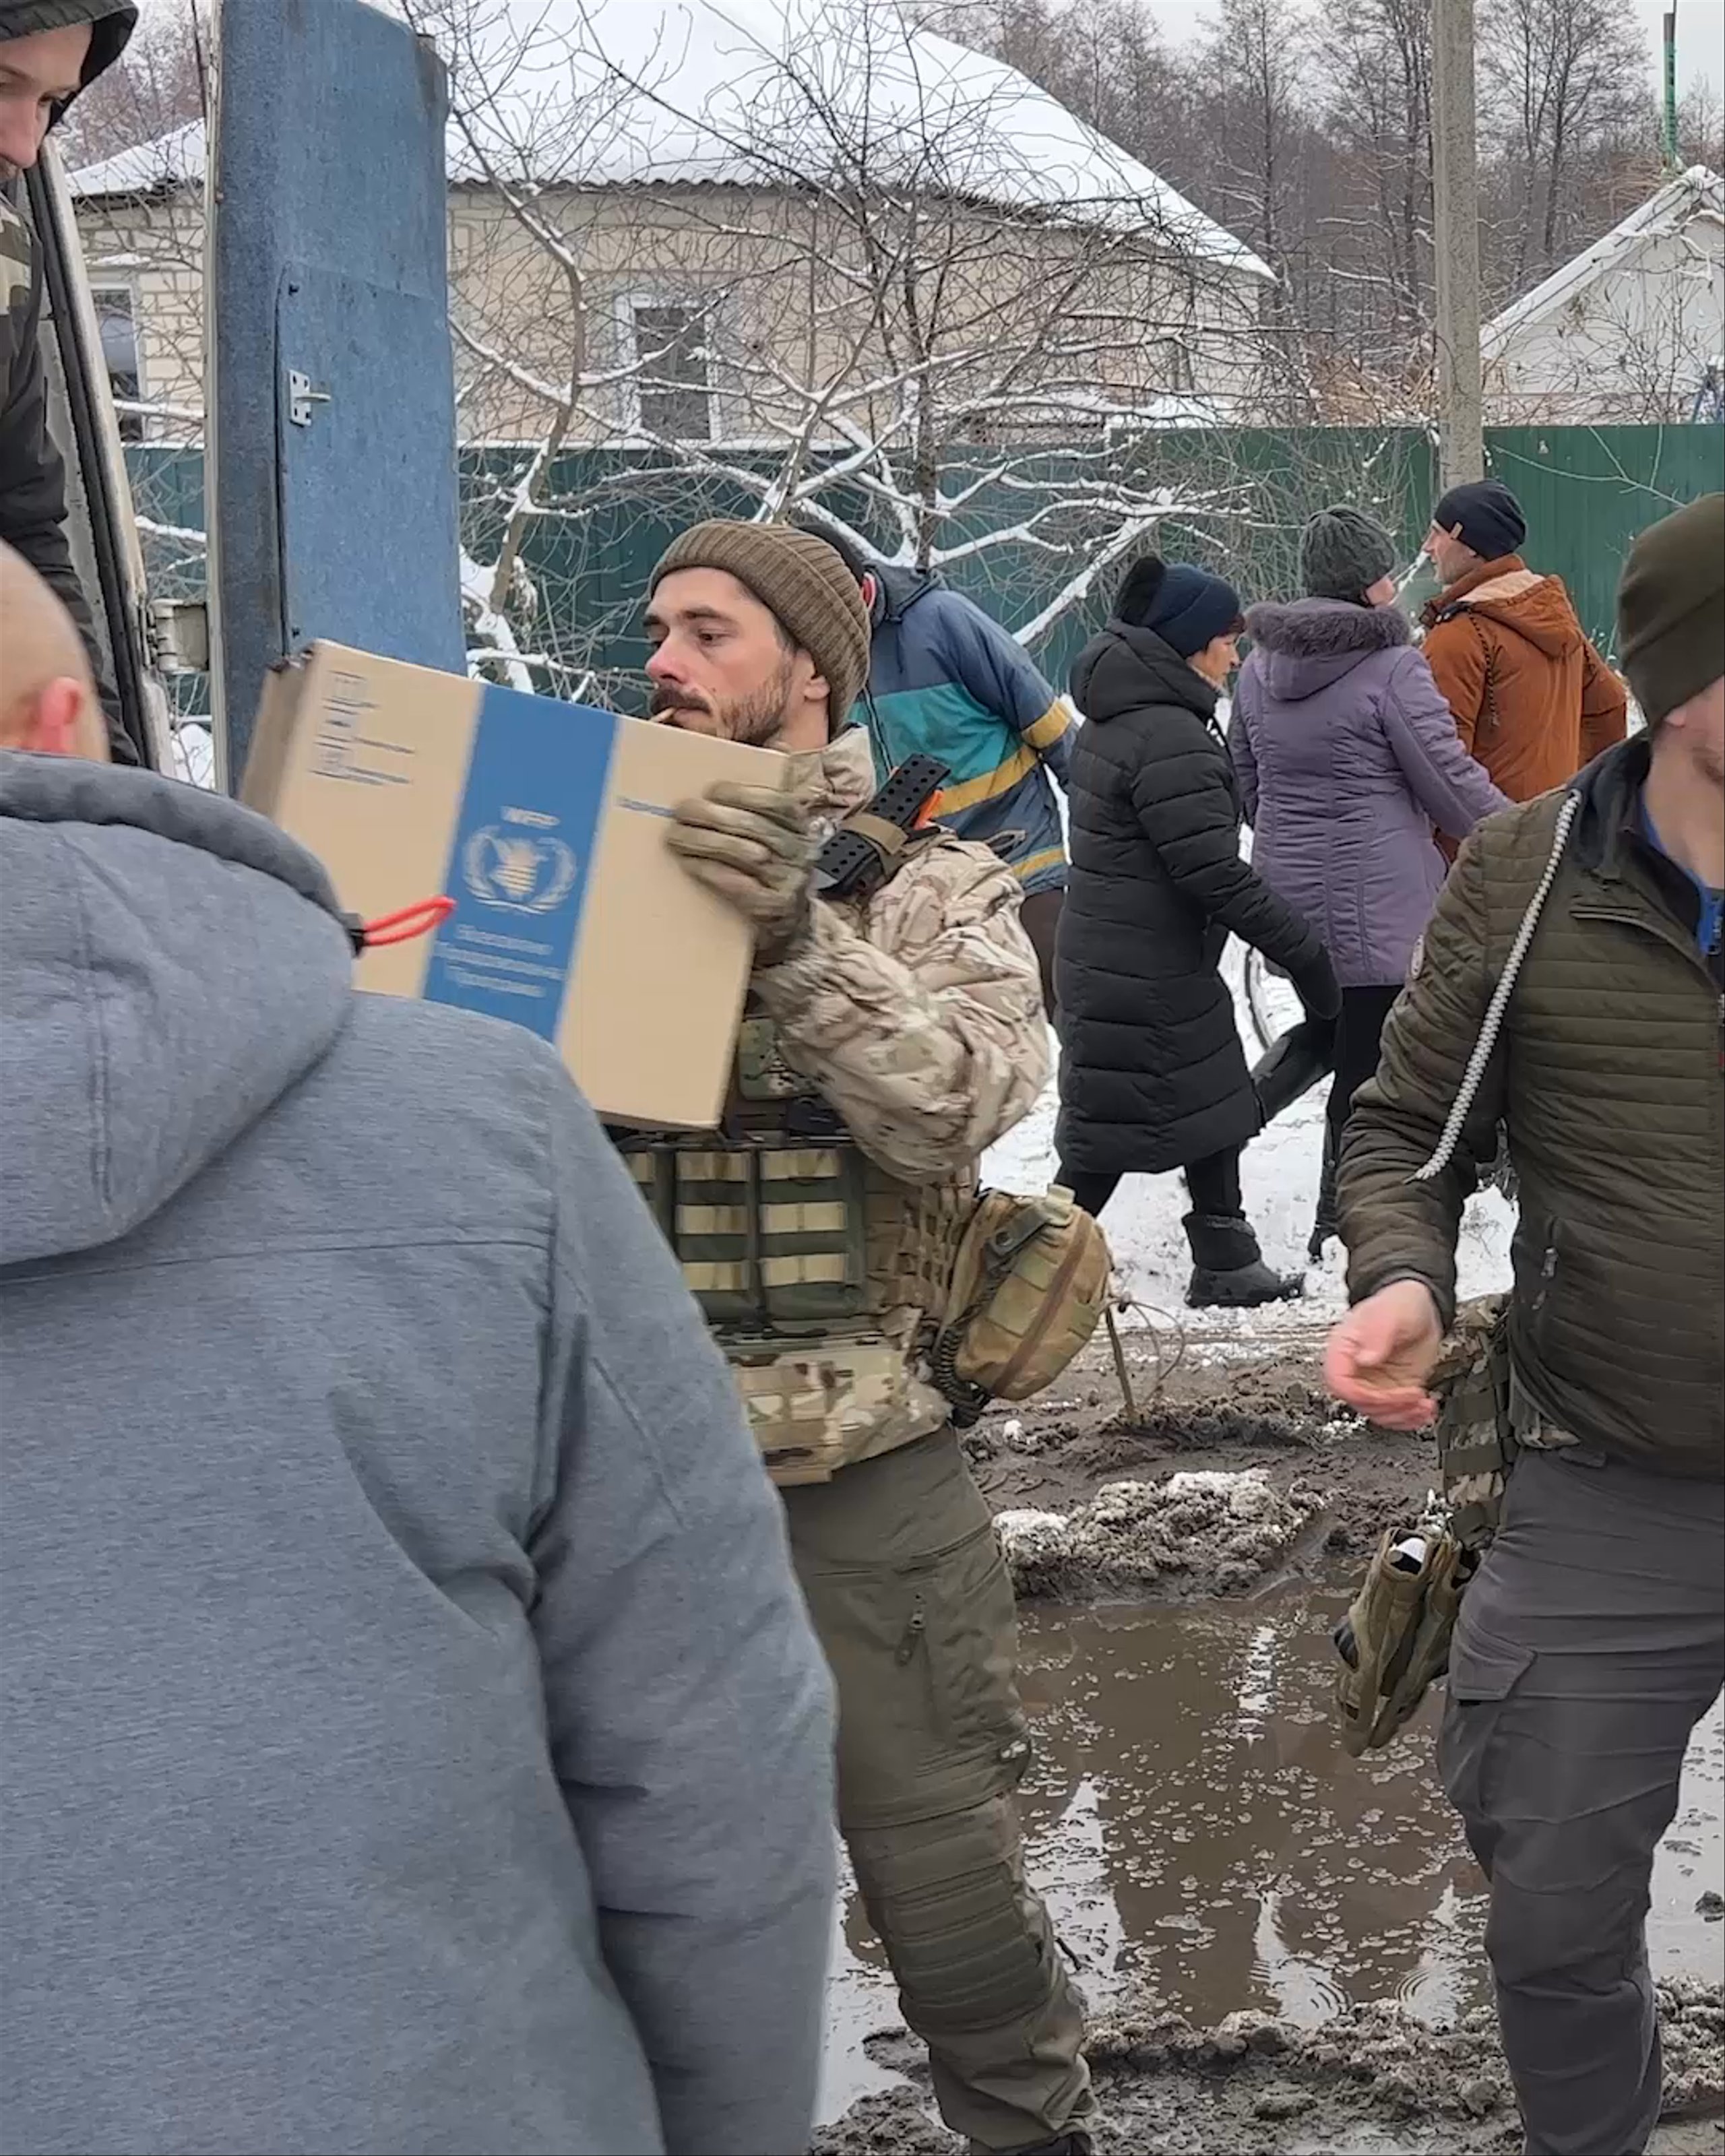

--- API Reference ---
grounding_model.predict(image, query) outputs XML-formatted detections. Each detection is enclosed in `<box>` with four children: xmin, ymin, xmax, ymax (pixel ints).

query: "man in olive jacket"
<box><xmin>1326</xmin><ymin>492</ymin><xmax>1724</xmax><ymax>2156</ymax></box>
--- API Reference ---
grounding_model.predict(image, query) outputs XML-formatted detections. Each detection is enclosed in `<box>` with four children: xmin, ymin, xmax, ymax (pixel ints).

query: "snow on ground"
<box><xmin>984</xmin><ymin>941</ymin><xmax>1515</xmax><ymax>1350</ymax></box>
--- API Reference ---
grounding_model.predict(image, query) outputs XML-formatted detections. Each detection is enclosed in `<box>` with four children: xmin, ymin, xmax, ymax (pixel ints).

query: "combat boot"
<box><xmin>1183</xmin><ymin>1213</ymin><xmax>1304</xmax><ymax>1310</ymax></box>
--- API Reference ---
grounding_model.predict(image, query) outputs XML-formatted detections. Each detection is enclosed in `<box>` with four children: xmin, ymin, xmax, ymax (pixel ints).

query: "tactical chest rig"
<box><xmin>621</xmin><ymin>758</ymin><xmax>1112</xmax><ymax>1486</ymax></box>
<box><xmin>621</xmin><ymin>759</ymin><xmax>970</xmax><ymax>1487</ymax></box>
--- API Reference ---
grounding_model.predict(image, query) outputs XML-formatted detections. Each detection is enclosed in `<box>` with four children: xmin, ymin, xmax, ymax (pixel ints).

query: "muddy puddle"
<box><xmin>821</xmin><ymin>1582</ymin><xmax>1725</xmax><ymax>2125</ymax></box>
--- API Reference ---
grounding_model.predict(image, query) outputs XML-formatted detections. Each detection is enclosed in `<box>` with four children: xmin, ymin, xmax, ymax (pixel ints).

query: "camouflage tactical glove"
<box><xmin>668</xmin><ymin>782</ymin><xmax>817</xmax><ymax>963</ymax></box>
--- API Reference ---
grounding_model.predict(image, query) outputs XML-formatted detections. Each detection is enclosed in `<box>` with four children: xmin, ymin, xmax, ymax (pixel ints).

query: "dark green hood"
<box><xmin>0</xmin><ymin>0</ymin><xmax>138</xmax><ymax>108</ymax></box>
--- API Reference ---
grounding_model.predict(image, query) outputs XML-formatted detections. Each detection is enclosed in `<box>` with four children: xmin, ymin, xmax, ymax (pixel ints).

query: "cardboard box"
<box><xmin>243</xmin><ymin>641</ymin><xmax>781</xmax><ymax>1130</ymax></box>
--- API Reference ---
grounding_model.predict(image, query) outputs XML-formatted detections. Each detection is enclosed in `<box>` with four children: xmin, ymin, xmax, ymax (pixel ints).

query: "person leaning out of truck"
<box><xmin>1</xmin><ymin>0</ymin><xmax>138</xmax><ymax>760</ymax></box>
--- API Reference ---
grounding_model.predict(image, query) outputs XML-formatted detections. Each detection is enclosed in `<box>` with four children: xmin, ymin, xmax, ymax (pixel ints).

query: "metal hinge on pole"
<box><xmin>287</xmin><ymin>369</ymin><xmax>331</xmax><ymax>427</ymax></box>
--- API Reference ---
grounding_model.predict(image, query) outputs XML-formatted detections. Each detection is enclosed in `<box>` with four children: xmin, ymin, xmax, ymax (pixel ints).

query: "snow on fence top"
<box><xmin>71</xmin><ymin>0</ymin><xmax>1271</xmax><ymax>279</ymax></box>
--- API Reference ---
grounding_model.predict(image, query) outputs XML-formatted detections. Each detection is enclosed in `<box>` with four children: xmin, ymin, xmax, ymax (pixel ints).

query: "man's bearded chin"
<box><xmin>650</xmin><ymin>661</ymin><xmax>792</xmax><ymax>749</ymax></box>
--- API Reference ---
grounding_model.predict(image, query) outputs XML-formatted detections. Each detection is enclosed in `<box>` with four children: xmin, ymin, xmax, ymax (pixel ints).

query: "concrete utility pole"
<box><xmin>1431</xmin><ymin>0</ymin><xmax>1484</xmax><ymax>486</ymax></box>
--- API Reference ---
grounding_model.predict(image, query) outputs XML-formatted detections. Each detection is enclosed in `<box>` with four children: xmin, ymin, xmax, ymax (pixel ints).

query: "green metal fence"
<box><xmin>1480</xmin><ymin>428</ymin><xmax>1724</xmax><ymax>657</ymax></box>
<box><xmin>127</xmin><ymin>421</ymin><xmax>1722</xmax><ymax>730</ymax></box>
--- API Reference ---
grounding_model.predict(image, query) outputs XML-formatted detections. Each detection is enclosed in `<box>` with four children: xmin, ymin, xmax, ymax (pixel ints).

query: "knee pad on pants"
<box><xmin>846</xmin><ymin>1794</ymin><xmax>1059</xmax><ymax>2035</ymax></box>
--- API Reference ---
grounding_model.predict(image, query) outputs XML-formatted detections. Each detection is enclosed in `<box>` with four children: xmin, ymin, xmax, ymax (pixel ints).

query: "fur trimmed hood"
<box><xmin>1243</xmin><ymin>597</ymin><xmax>1411</xmax><ymax>702</ymax></box>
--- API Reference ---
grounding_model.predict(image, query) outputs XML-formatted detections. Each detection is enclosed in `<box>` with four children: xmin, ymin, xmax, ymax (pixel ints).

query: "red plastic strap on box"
<box><xmin>356</xmin><ymin>896</ymin><xmax>455</xmax><ymax>948</ymax></box>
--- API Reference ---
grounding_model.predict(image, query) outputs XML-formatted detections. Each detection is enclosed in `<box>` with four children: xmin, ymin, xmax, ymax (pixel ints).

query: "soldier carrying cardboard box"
<box><xmin>636</xmin><ymin>519</ymin><xmax>1097</xmax><ymax>2156</ymax></box>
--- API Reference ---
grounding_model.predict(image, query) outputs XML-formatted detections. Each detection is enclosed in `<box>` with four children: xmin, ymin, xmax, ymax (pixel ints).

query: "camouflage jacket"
<box><xmin>755</xmin><ymin>726</ymin><xmax>1049</xmax><ymax>1179</ymax></box>
<box><xmin>739</xmin><ymin>725</ymin><xmax>1049</xmax><ymax>1471</ymax></box>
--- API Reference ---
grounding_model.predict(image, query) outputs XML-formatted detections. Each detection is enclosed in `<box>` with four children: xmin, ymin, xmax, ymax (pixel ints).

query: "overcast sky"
<box><xmin>140</xmin><ymin>0</ymin><xmax>1725</xmax><ymax>102</ymax></box>
<box><xmin>1145</xmin><ymin>0</ymin><xmax>1724</xmax><ymax>98</ymax></box>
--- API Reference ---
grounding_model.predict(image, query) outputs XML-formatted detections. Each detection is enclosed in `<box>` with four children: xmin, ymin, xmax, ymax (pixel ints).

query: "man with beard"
<box><xmin>1</xmin><ymin>1</ymin><xmax>139</xmax><ymax>759</ymax></box>
<box><xmin>1327</xmin><ymin>493</ymin><xmax>1724</xmax><ymax>2156</ymax></box>
<box><xmin>632</xmin><ymin>520</ymin><xmax>1096</xmax><ymax>2156</ymax></box>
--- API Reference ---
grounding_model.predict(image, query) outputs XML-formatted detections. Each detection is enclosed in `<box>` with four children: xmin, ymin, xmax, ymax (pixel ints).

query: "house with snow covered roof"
<box><xmin>70</xmin><ymin>0</ymin><xmax>1272</xmax><ymax>451</ymax></box>
<box><xmin>1483</xmin><ymin>166</ymin><xmax>1724</xmax><ymax>425</ymax></box>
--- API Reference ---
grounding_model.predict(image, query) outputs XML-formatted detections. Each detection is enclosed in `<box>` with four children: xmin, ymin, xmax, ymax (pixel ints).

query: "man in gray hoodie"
<box><xmin>0</xmin><ymin>540</ymin><xmax>836</xmax><ymax>2156</ymax></box>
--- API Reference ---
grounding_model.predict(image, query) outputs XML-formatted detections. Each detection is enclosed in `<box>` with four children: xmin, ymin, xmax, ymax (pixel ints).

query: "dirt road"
<box><xmin>972</xmin><ymin>1315</ymin><xmax>1436</xmax><ymax>1599</ymax></box>
<box><xmin>815</xmin><ymin>1317</ymin><xmax>1725</xmax><ymax>2155</ymax></box>
<box><xmin>818</xmin><ymin>1978</ymin><xmax>1724</xmax><ymax>2155</ymax></box>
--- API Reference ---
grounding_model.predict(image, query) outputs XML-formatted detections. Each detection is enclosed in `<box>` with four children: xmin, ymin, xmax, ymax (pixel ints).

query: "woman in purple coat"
<box><xmin>1230</xmin><ymin>507</ymin><xmax>1509</xmax><ymax>1253</ymax></box>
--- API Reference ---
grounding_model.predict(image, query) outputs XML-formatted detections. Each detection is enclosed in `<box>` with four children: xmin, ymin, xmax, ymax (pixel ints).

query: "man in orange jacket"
<box><xmin>1422</xmin><ymin>480</ymin><xmax>1627</xmax><ymax>806</ymax></box>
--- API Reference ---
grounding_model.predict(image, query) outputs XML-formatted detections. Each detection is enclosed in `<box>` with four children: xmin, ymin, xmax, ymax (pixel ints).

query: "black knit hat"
<box><xmin>1114</xmin><ymin>554</ymin><xmax>1244</xmax><ymax>660</ymax></box>
<box><xmin>1300</xmin><ymin>507</ymin><xmax>1398</xmax><ymax>602</ymax></box>
<box><xmin>1431</xmin><ymin>479</ymin><xmax>1526</xmax><ymax>563</ymax></box>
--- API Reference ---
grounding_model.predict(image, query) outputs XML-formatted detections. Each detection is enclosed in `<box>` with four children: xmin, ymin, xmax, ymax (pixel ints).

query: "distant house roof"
<box><xmin>1484</xmin><ymin>165</ymin><xmax>1724</xmax><ymax>356</ymax></box>
<box><xmin>71</xmin><ymin>0</ymin><xmax>1271</xmax><ymax>278</ymax></box>
<box><xmin>71</xmin><ymin>117</ymin><xmax>203</xmax><ymax>199</ymax></box>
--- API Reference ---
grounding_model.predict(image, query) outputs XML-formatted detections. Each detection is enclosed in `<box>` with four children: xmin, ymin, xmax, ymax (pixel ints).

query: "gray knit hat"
<box><xmin>650</xmin><ymin>520</ymin><xmax>871</xmax><ymax>728</ymax></box>
<box><xmin>1300</xmin><ymin>507</ymin><xmax>1398</xmax><ymax>603</ymax></box>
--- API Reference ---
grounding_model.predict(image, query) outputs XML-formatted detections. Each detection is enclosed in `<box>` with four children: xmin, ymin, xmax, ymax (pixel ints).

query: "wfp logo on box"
<box><xmin>462</xmin><ymin>825</ymin><xmax>579</xmax><ymax>915</ymax></box>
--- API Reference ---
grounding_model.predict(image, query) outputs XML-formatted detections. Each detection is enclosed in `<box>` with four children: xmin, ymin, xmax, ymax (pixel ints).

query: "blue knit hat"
<box><xmin>1113</xmin><ymin>554</ymin><xmax>1244</xmax><ymax>660</ymax></box>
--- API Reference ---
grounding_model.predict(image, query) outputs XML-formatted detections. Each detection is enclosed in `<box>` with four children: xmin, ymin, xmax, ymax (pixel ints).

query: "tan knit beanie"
<box><xmin>1617</xmin><ymin>493</ymin><xmax>1725</xmax><ymax>724</ymax></box>
<box><xmin>650</xmin><ymin>521</ymin><xmax>871</xmax><ymax>729</ymax></box>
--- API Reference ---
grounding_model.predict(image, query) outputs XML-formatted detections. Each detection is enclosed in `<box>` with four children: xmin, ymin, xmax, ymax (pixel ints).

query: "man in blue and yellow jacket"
<box><xmin>842</xmin><ymin>553</ymin><xmax>1073</xmax><ymax>1015</ymax></box>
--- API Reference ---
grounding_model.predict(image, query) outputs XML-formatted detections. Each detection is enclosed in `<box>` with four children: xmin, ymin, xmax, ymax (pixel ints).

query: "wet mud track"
<box><xmin>966</xmin><ymin>1327</ymin><xmax>1438</xmax><ymax>1596</ymax></box>
<box><xmin>816</xmin><ymin>1329</ymin><xmax>1725</xmax><ymax>2154</ymax></box>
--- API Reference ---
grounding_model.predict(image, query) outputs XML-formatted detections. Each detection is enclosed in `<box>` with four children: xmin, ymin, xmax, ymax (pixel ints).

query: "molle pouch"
<box><xmin>930</xmin><ymin>1188</ymin><xmax>1111</xmax><ymax>1426</ymax></box>
<box><xmin>1432</xmin><ymin>1294</ymin><xmax>1516</xmax><ymax>1550</ymax></box>
<box><xmin>729</xmin><ymin>1331</ymin><xmax>920</xmax><ymax>1486</ymax></box>
<box><xmin>1333</xmin><ymin>1527</ymin><xmax>1475</xmax><ymax>1756</ymax></box>
<box><xmin>1381</xmin><ymin>1534</ymin><xmax>1477</xmax><ymax>1738</ymax></box>
<box><xmin>627</xmin><ymin>1141</ymin><xmax>872</xmax><ymax>1329</ymax></box>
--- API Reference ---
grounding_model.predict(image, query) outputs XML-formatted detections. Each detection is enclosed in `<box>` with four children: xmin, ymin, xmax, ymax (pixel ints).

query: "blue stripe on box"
<box><xmin>422</xmin><ymin>688</ymin><xmax>618</xmax><ymax>1042</ymax></box>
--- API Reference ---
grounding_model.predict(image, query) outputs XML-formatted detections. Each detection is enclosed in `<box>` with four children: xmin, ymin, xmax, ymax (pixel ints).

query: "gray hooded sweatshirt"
<box><xmin>0</xmin><ymin>753</ymin><xmax>835</xmax><ymax>2156</ymax></box>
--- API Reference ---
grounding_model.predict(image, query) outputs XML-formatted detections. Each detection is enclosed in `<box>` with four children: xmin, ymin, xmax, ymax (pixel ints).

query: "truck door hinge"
<box><xmin>148</xmin><ymin>599</ymin><xmax>210</xmax><ymax>675</ymax></box>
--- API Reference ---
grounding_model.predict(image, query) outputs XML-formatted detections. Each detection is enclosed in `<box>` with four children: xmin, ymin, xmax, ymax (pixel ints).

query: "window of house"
<box><xmin>92</xmin><ymin>286</ymin><xmax>144</xmax><ymax>441</ymax></box>
<box><xmin>1155</xmin><ymin>338</ymin><xmax>1196</xmax><ymax>395</ymax></box>
<box><xmin>631</xmin><ymin>302</ymin><xmax>712</xmax><ymax>442</ymax></box>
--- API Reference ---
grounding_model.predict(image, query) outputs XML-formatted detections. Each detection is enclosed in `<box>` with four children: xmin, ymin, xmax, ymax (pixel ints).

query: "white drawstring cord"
<box><xmin>1411</xmin><ymin>792</ymin><xmax>1583</xmax><ymax>1183</ymax></box>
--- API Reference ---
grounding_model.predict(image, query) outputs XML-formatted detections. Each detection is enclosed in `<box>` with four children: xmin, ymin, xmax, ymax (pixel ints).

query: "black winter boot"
<box><xmin>1183</xmin><ymin>1212</ymin><xmax>1305</xmax><ymax>1309</ymax></box>
<box><xmin>1308</xmin><ymin>1127</ymin><xmax>1340</xmax><ymax>1261</ymax></box>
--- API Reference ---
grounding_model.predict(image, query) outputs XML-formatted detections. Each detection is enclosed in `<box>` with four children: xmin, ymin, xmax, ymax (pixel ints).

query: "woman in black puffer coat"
<box><xmin>1055</xmin><ymin>555</ymin><xmax>1340</xmax><ymax>1307</ymax></box>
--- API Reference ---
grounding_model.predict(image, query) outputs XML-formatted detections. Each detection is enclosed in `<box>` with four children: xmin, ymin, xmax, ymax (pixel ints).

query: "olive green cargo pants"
<box><xmin>782</xmin><ymin>1428</ymin><xmax>1094</xmax><ymax>2153</ymax></box>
